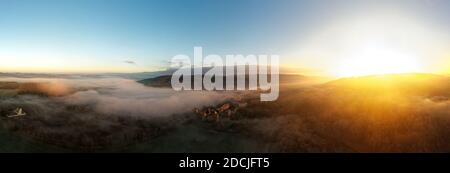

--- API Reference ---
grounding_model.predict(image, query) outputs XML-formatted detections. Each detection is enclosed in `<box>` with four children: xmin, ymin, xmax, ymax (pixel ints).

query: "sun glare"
<box><xmin>294</xmin><ymin>10</ymin><xmax>448</xmax><ymax>77</ymax></box>
<box><xmin>337</xmin><ymin>45</ymin><xmax>422</xmax><ymax>77</ymax></box>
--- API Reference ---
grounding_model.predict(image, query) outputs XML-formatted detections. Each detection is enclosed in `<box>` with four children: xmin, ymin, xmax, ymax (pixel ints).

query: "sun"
<box><xmin>292</xmin><ymin>11</ymin><xmax>448</xmax><ymax>77</ymax></box>
<box><xmin>336</xmin><ymin>44</ymin><xmax>422</xmax><ymax>77</ymax></box>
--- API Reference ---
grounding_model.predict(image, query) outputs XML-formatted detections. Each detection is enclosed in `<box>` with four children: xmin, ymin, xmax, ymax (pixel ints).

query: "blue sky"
<box><xmin>0</xmin><ymin>0</ymin><xmax>449</xmax><ymax>74</ymax></box>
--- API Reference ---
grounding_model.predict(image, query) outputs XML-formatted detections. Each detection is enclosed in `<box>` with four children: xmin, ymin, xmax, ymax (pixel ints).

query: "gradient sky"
<box><xmin>0</xmin><ymin>0</ymin><xmax>449</xmax><ymax>75</ymax></box>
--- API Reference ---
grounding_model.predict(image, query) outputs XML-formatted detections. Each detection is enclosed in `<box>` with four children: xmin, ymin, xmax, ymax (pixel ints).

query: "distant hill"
<box><xmin>138</xmin><ymin>75</ymin><xmax>173</xmax><ymax>87</ymax></box>
<box><xmin>324</xmin><ymin>73</ymin><xmax>450</xmax><ymax>98</ymax></box>
<box><xmin>138</xmin><ymin>74</ymin><xmax>310</xmax><ymax>88</ymax></box>
<box><xmin>0</xmin><ymin>71</ymin><xmax>176</xmax><ymax>80</ymax></box>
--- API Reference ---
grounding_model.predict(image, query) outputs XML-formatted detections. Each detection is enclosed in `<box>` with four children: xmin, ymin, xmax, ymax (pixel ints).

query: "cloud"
<box><xmin>124</xmin><ymin>60</ymin><xmax>137</xmax><ymax>65</ymax></box>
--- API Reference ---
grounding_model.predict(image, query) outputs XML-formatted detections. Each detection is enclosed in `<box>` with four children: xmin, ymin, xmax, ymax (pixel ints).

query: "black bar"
<box><xmin>0</xmin><ymin>153</ymin><xmax>449</xmax><ymax>172</ymax></box>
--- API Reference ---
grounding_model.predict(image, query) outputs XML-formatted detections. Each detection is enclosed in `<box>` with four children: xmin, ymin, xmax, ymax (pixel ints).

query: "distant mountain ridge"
<box><xmin>0</xmin><ymin>66</ymin><xmax>309</xmax><ymax>80</ymax></box>
<box><xmin>138</xmin><ymin>74</ymin><xmax>309</xmax><ymax>88</ymax></box>
<box><xmin>324</xmin><ymin>73</ymin><xmax>450</xmax><ymax>98</ymax></box>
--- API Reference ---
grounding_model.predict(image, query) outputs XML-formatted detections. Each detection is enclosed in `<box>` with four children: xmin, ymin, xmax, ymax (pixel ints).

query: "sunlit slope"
<box><xmin>268</xmin><ymin>73</ymin><xmax>450</xmax><ymax>152</ymax></box>
<box><xmin>325</xmin><ymin>73</ymin><xmax>450</xmax><ymax>98</ymax></box>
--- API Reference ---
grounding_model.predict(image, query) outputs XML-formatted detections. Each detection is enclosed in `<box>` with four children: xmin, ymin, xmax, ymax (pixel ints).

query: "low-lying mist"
<box><xmin>1</xmin><ymin>73</ymin><xmax>449</xmax><ymax>153</ymax></box>
<box><xmin>1</xmin><ymin>77</ymin><xmax>236</xmax><ymax>117</ymax></box>
<box><xmin>0</xmin><ymin>75</ymin><xmax>238</xmax><ymax>151</ymax></box>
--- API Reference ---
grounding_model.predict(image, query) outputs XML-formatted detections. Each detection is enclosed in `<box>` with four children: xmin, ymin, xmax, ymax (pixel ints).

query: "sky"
<box><xmin>0</xmin><ymin>0</ymin><xmax>449</xmax><ymax>75</ymax></box>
